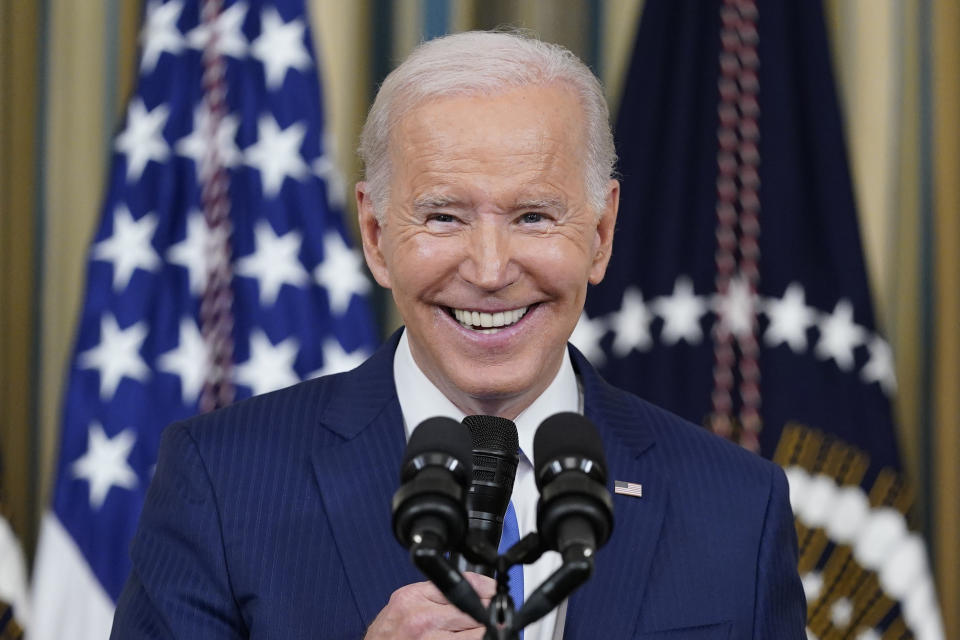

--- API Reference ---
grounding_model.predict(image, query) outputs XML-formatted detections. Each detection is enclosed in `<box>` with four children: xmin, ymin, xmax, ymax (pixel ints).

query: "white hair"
<box><xmin>358</xmin><ymin>30</ymin><xmax>616</xmax><ymax>219</ymax></box>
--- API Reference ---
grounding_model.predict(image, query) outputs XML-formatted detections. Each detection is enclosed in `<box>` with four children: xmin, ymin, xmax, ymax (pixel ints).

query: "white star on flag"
<box><xmin>92</xmin><ymin>205</ymin><xmax>161</xmax><ymax>292</ymax></box>
<box><xmin>78</xmin><ymin>314</ymin><xmax>150</xmax><ymax>400</ymax></box>
<box><xmin>70</xmin><ymin>423</ymin><xmax>139</xmax><ymax>510</ymax></box>
<box><xmin>139</xmin><ymin>0</ymin><xmax>185</xmax><ymax>73</ymax></box>
<box><xmin>861</xmin><ymin>336</ymin><xmax>897</xmax><ymax>395</ymax></box>
<box><xmin>244</xmin><ymin>114</ymin><xmax>309</xmax><ymax>197</ymax></box>
<box><xmin>185</xmin><ymin>1</ymin><xmax>249</xmax><ymax>59</ymax></box>
<box><xmin>814</xmin><ymin>299</ymin><xmax>866</xmax><ymax>371</ymax></box>
<box><xmin>166</xmin><ymin>210</ymin><xmax>218</xmax><ymax>296</ymax></box>
<box><xmin>610</xmin><ymin>287</ymin><xmax>653</xmax><ymax>356</ymax></box>
<box><xmin>653</xmin><ymin>276</ymin><xmax>708</xmax><ymax>345</ymax></box>
<box><xmin>309</xmin><ymin>339</ymin><xmax>369</xmax><ymax>378</ymax></box>
<box><xmin>115</xmin><ymin>98</ymin><xmax>170</xmax><ymax>181</ymax></box>
<box><xmin>570</xmin><ymin>311</ymin><xmax>608</xmax><ymax>365</ymax></box>
<box><xmin>250</xmin><ymin>7</ymin><xmax>311</xmax><ymax>89</ymax></box>
<box><xmin>313</xmin><ymin>231</ymin><xmax>371</xmax><ymax>314</ymax></box>
<box><xmin>157</xmin><ymin>317</ymin><xmax>209</xmax><ymax>405</ymax></box>
<box><xmin>764</xmin><ymin>282</ymin><xmax>816</xmax><ymax>352</ymax></box>
<box><xmin>235</xmin><ymin>220</ymin><xmax>310</xmax><ymax>306</ymax></box>
<box><xmin>234</xmin><ymin>330</ymin><xmax>300</xmax><ymax>396</ymax></box>
<box><xmin>175</xmin><ymin>104</ymin><xmax>241</xmax><ymax>181</ymax></box>
<box><xmin>713</xmin><ymin>276</ymin><xmax>756</xmax><ymax>338</ymax></box>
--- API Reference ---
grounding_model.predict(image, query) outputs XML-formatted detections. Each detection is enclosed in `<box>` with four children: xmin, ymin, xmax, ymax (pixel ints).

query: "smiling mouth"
<box><xmin>447</xmin><ymin>306</ymin><xmax>531</xmax><ymax>334</ymax></box>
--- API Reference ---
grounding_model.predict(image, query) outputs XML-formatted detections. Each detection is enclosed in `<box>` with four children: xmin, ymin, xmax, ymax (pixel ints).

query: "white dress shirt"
<box><xmin>394</xmin><ymin>330</ymin><xmax>580</xmax><ymax>640</ymax></box>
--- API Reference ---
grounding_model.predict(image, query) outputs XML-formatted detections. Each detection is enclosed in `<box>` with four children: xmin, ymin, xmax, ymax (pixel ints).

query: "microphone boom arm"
<box><xmin>410</xmin><ymin>531</ymin><xmax>489</xmax><ymax>626</ymax></box>
<box><xmin>509</xmin><ymin>540</ymin><xmax>595</xmax><ymax>632</ymax></box>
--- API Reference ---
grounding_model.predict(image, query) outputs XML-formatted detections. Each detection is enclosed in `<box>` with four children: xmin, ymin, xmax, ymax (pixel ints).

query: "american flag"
<box><xmin>571</xmin><ymin>0</ymin><xmax>944</xmax><ymax>637</ymax></box>
<box><xmin>613</xmin><ymin>480</ymin><xmax>643</xmax><ymax>499</ymax></box>
<box><xmin>30</xmin><ymin>1</ymin><xmax>378</xmax><ymax>637</ymax></box>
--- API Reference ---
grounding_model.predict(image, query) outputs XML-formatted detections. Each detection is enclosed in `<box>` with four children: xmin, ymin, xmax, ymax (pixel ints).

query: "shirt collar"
<box><xmin>393</xmin><ymin>329</ymin><xmax>580</xmax><ymax>461</ymax></box>
<box><xmin>394</xmin><ymin>329</ymin><xmax>467</xmax><ymax>436</ymax></box>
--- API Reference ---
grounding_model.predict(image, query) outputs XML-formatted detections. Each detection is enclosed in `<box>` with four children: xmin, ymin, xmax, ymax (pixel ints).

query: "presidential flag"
<box><xmin>572</xmin><ymin>0</ymin><xmax>944</xmax><ymax>637</ymax></box>
<box><xmin>31</xmin><ymin>1</ymin><xmax>378</xmax><ymax>637</ymax></box>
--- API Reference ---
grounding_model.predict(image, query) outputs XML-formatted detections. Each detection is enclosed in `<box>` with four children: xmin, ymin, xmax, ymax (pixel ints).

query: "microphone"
<box><xmin>391</xmin><ymin>416</ymin><xmax>472</xmax><ymax>550</ymax></box>
<box><xmin>510</xmin><ymin>412</ymin><xmax>614</xmax><ymax>632</ymax></box>
<box><xmin>392</xmin><ymin>417</ymin><xmax>488</xmax><ymax>625</ymax></box>
<box><xmin>533</xmin><ymin>412</ymin><xmax>613</xmax><ymax>556</ymax></box>
<box><xmin>458</xmin><ymin>415</ymin><xmax>520</xmax><ymax>576</ymax></box>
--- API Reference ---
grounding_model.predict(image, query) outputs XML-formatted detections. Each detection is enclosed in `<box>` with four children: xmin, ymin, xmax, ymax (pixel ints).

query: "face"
<box><xmin>357</xmin><ymin>84</ymin><xmax>618</xmax><ymax>418</ymax></box>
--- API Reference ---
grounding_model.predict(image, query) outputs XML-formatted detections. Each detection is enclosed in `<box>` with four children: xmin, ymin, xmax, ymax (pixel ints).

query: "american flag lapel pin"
<box><xmin>614</xmin><ymin>480</ymin><xmax>643</xmax><ymax>498</ymax></box>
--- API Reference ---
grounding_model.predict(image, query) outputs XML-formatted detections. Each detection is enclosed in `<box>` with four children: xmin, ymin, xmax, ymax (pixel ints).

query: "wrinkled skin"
<box><xmin>364</xmin><ymin>573</ymin><xmax>496</xmax><ymax>639</ymax></box>
<box><xmin>358</xmin><ymin>83</ymin><xmax>619</xmax><ymax>422</ymax></box>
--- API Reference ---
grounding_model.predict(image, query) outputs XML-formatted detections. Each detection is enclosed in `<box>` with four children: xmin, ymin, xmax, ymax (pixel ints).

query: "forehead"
<box><xmin>388</xmin><ymin>84</ymin><xmax>587</xmax><ymax>200</ymax></box>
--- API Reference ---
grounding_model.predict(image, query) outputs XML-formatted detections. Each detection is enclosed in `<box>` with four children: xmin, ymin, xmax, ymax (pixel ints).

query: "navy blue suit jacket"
<box><xmin>112</xmin><ymin>331</ymin><xmax>805</xmax><ymax>638</ymax></box>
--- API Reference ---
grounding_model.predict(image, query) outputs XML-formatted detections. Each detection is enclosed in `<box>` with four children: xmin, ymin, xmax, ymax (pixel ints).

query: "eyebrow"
<box><xmin>412</xmin><ymin>194</ymin><xmax>463</xmax><ymax>213</ymax></box>
<box><xmin>411</xmin><ymin>194</ymin><xmax>567</xmax><ymax>213</ymax></box>
<box><xmin>513</xmin><ymin>197</ymin><xmax>566</xmax><ymax>211</ymax></box>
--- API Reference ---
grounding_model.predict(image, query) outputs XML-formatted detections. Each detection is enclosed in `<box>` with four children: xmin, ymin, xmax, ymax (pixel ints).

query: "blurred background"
<box><xmin>0</xmin><ymin>0</ymin><xmax>957</xmax><ymax>637</ymax></box>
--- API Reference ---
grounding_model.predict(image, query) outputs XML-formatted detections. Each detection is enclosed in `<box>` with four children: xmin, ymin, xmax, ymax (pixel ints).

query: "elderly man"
<box><xmin>112</xmin><ymin>31</ymin><xmax>805</xmax><ymax>639</ymax></box>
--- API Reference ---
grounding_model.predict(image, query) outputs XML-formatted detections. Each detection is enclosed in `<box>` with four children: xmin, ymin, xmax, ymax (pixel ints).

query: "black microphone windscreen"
<box><xmin>462</xmin><ymin>415</ymin><xmax>519</xmax><ymax>454</ymax></box>
<box><xmin>404</xmin><ymin>416</ymin><xmax>473</xmax><ymax>471</ymax></box>
<box><xmin>533</xmin><ymin>412</ymin><xmax>607</xmax><ymax>479</ymax></box>
<box><xmin>459</xmin><ymin>415</ymin><xmax>519</xmax><ymax>572</ymax></box>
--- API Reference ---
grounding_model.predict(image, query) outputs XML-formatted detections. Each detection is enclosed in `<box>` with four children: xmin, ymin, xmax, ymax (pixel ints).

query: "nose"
<box><xmin>459</xmin><ymin>218</ymin><xmax>518</xmax><ymax>292</ymax></box>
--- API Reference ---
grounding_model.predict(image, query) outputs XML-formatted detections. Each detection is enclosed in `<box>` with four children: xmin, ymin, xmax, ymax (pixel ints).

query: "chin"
<box><xmin>447</xmin><ymin>362</ymin><xmax>541</xmax><ymax>403</ymax></box>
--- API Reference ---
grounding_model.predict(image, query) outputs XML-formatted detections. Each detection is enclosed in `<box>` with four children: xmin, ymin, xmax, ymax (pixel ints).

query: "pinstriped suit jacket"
<box><xmin>111</xmin><ymin>330</ymin><xmax>806</xmax><ymax>639</ymax></box>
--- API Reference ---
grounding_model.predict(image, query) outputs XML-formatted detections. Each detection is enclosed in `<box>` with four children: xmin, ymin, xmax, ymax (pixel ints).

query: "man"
<box><xmin>112</xmin><ymin>31</ymin><xmax>806</xmax><ymax>639</ymax></box>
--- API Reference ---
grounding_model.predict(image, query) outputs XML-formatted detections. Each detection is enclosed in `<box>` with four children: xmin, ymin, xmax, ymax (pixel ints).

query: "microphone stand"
<box><xmin>410</xmin><ymin>531</ymin><xmax>596</xmax><ymax>640</ymax></box>
<box><xmin>482</xmin><ymin>532</ymin><xmax>543</xmax><ymax>640</ymax></box>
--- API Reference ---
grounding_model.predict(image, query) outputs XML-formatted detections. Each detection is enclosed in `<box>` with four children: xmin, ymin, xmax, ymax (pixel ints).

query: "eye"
<box><xmin>518</xmin><ymin>212</ymin><xmax>545</xmax><ymax>224</ymax></box>
<box><xmin>427</xmin><ymin>213</ymin><xmax>458</xmax><ymax>224</ymax></box>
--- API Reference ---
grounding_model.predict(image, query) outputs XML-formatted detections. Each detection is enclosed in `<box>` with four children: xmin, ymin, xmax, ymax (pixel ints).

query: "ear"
<box><xmin>356</xmin><ymin>182</ymin><xmax>392</xmax><ymax>289</ymax></box>
<box><xmin>588</xmin><ymin>179</ymin><xmax>619</xmax><ymax>285</ymax></box>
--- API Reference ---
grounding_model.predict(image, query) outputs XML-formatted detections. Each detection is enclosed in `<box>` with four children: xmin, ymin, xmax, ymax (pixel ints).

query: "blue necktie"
<box><xmin>499</xmin><ymin>501</ymin><xmax>524</xmax><ymax>638</ymax></box>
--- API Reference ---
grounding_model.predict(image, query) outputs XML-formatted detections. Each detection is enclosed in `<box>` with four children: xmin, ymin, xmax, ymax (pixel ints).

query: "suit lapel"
<box><xmin>564</xmin><ymin>348</ymin><xmax>669</xmax><ymax>638</ymax></box>
<box><xmin>310</xmin><ymin>332</ymin><xmax>421</xmax><ymax>625</ymax></box>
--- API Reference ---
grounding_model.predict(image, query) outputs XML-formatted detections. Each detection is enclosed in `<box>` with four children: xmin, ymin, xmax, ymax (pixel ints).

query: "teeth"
<box><xmin>452</xmin><ymin>306</ymin><xmax>529</xmax><ymax>331</ymax></box>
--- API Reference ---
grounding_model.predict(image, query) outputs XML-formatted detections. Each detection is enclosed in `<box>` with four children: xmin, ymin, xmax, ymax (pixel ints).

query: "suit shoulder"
<box><xmin>574</xmin><ymin>345</ymin><xmax>778</xmax><ymax>484</ymax></box>
<box><xmin>173</xmin><ymin>372</ymin><xmax>350</xmax><ymax>451</ymax></box>
<box><xmin>609</xmin><ymin>385</ymin><xmax>781</xmax><ymax>484</ymax></box>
